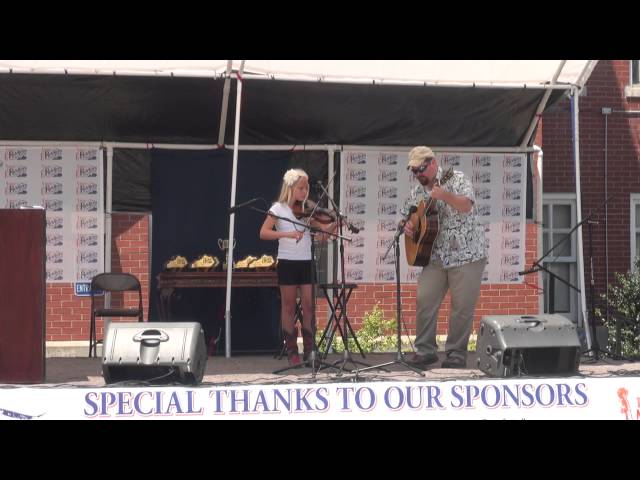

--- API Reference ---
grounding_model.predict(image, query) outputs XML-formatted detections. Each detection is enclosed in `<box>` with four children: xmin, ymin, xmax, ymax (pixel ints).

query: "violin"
<box><xmin>292</xmin><ymin>200</ymin><xmax>336</xmax><ymax>224</ymax></box>
<box><xmin>292</xmin><ymin>200</ymin><xmax>361</xmax><ymax>234</ymax></box>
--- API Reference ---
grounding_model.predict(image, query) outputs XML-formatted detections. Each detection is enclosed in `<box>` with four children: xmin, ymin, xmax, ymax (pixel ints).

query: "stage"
<box><xmin>2</xmin><ymin>352</ymin><xmax>639</xmax><ymax>420</ymax></box>
<box><xmin>38</xmin><ymin>351</ymin><xmax>640</xmax><ymax>386</ymax></box>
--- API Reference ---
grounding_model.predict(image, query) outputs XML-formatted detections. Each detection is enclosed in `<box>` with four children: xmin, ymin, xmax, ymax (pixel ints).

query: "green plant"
<box><xmin>595</xmin><ymin>256</ymin><xmax>640</xmax><ymax>359</ymax></box>
<box><xmin>317</xmin><ymin>303</ymin><xmax>405</xmax><ymax>353</ymax></box>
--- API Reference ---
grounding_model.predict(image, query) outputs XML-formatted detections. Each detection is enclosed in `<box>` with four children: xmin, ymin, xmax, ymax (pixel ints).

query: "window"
<box><xmin>631</xmin><ymin>194</ymin><xmax>640</xmax><ymax>270</ymax></box>
<box><xmin>542</xmin><ymin>195</ymin><xmax>578</xmax><ymax>321</ymax></box>
<box><xmin>625</xmin><ymin>60</ymin><xmax>640</xmax><ymax>98</ymax></box>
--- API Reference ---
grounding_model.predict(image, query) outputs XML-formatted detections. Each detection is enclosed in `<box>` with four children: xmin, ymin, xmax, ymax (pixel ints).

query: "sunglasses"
<box><xmin>410</xmin><ymin>159</ymin><xmax>433</xmax><ymax>174</ymax></box>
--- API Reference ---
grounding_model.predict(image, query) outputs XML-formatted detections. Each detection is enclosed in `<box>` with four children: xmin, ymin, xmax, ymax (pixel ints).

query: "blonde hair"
<box><xmin>277</xmin><ymin>168</ymin><xmax>309</xmax><ymax>205</ymax></box>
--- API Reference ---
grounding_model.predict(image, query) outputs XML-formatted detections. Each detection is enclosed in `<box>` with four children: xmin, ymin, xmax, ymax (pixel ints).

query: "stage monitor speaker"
<box><xmin>476</xmin><ymin>314</ymin><xmax>581</xmax><ymax>378</ymax></box>
<box><xmin>102</xmin><ymin>322</ymin><xmax>207</xmax><ymax>385</ymax></box>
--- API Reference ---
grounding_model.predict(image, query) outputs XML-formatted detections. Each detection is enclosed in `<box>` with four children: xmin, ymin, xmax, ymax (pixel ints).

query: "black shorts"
<box><xmin>277</xmin><ymin>259</ymin><xmax>313</xmax><ymax>286</ymax></box>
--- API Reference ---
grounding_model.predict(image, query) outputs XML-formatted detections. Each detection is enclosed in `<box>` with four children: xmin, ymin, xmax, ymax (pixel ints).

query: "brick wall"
<box><xmin>45</xmin><ymin>213</ymin><xmax>150</xmax><ymax>342</ymax></box>
<box><xmin>541</xmin><ymin>60</ymin><xmax>640</xmax><ymax>299</ymax></box>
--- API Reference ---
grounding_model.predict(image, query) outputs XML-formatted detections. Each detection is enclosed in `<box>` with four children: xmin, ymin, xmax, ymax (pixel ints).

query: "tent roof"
<box><xmin>0</xmin><ymin>60</ymin><xmax>596</xmax><ymax>88</ymax></box>
<box><xmin>0</xmin><ymin>61</ymin><xmax>598</xmax><ymax>148</ymax></box>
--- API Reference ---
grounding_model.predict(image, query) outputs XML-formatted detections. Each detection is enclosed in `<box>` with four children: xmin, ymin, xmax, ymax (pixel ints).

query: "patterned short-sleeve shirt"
<box><xmin>400</xmin><ymin>166</ymin><xmax>488</xmax><ymax>268</ymax></box>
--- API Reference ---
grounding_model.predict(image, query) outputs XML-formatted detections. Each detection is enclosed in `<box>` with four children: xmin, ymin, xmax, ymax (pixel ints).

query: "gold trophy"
<box><xmin>218</xmin><ymin>238</ymin><xmax>236</xmax><ymax>270</ymax></box>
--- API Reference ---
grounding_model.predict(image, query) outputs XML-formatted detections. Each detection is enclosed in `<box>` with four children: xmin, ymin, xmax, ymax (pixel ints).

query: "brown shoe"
<box><xmin>441</xmin><ymin>357</ymin><xmax>466</xmax><ymax>369</ymax></box>
<box><xmin>406</xmin><ymin>352</ymin><xmax>439</xmax><ymax>369</ymax></box>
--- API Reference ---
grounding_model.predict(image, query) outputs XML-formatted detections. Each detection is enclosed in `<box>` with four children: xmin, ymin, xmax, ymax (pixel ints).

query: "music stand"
<box><xmin>313</xmin><ymin>181</ymin><xmax>380</xmax><ymax>376</ymax></box>
<box><xmin>358</xmin><ymin>222</ymin><xmax>425</xmax><ymax>377</ymax></box>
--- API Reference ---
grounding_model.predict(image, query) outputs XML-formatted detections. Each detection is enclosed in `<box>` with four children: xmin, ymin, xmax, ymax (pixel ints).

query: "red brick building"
<box><xmin>540</xmin><ymin>60</ymin><xmax>640</xmax><ymax>325</ymax></box>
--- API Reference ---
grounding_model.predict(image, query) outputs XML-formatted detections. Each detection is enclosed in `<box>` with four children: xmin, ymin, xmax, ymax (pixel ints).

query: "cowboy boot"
<box><xmin>301</xmin><ymin>326</ymin><xmax>315</xmax><ymax>363</ymax></box>
<box><xmin>283</xmin><ymin>330</ymin><xmax>301</xmax><ymax>366</ymax></box>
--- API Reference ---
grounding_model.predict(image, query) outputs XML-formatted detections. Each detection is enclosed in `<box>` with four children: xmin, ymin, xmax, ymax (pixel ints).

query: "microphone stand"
<box><xmin>358</xmin><ymin>219</ymin><xmax>425</xmax><ymax>377</ymax></box>
<box><xmin>519</xmin><ymin>195</ymin><xmax>615</xmax><ymax>361</ymax></box>
<box><xmin>242</xmin><ymin>203</ymin><xmax>349</xmax><ymax>379</ymax></box>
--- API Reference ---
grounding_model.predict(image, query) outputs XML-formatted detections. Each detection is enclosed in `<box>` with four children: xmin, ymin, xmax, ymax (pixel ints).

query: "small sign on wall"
<box><xmin>74</xmin><ymin>282</ymin><xmax>103</xmax><ymax>296</ymax></box>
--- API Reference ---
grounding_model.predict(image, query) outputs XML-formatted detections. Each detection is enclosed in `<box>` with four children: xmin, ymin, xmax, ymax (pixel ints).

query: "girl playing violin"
<box><xmin>259</xmin><ymin>168</ymin><xmax>337</xmax><ymax>366</ymax></box>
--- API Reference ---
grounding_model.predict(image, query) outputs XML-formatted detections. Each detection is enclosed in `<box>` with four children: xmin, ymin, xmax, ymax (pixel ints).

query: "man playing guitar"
<box><xmin>401</xmin><ymin>146</ymin><xmax>488</xmax><ymax>369</ymax></box>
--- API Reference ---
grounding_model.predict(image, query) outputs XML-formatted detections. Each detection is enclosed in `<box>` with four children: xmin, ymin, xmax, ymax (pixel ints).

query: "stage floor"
<box><xmin>36</xmin><ymin>351</ymin><xmax>640</xmax><ymax>387</ymax></box>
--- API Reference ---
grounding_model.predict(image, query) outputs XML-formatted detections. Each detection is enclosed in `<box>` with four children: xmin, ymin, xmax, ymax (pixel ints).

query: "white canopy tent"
<box><xmin>0</xmin><ymin>60</ymin><xmax>598</xmax><ymax>356</ymax></box>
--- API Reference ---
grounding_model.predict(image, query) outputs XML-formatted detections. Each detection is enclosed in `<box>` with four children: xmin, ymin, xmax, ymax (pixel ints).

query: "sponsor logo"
<box><xmin>500</xmin><ymin>270</ymin><xmax>520</xmax><ymax>282</ymax></box>
<box><xmin>378</xmin><ymin>170</ymin><xmax>397</xmax><ymax>182</ymax></box>
<box><xmin>473</xmin><ymin>171</ymin><xmax>491</xmax><ymax>184</ymax></box>
<box><xmin>46</xmin><ymin>233</ymin><xmax>64</xmax><ymax>246</ymax></box>
<box><xmin>474</xmin><ymin>187</ymin><xmax>491</xmax><ymax>200</ymax></box>
<box><xmin>76</xmin><ymin>149</ymin><xmax>98</xmax><ymax>161</ymax></box>
<box><xmin>347</xmin><ymin>168</ymin><xmax>367</xmax><ymax>181</ymax></box>
<box><xmin>5</xmin><ymin>182</ymin><xmax>27</xmax><ymax>195</ymax></box>
<box><xmin>78</xmin><ymin>268</ymin><xmax>99</xmax><ymax>281</ymax></box>
<box><xmin>76</xmin><ymin>199</ymin><xmax>98</xmax><ymax>212</ymax></box>
<box><xmin>46</xmin><ymin>268</ymin><xmax>64</xmax><ymax>281</ymax></box>
<box><xmin>502</xmin><ymin>221</ymin><xmax>521</xmax><ymax>233</ymax></box>
<box><xmin>376</xmin><ymin>253</ymin><xmax>395</xmax><ymax>265</ymax></box>
<box><xmin>377</xmin><ymin>220</ymin><xmax>397</xmax><ymax>232</ymax></box>
<box><xmin>41</xmin><ymin>165</ymin><xmax>63</xmax><ymax>177</ymax></box>
<box><xmin>502</xmin><ymin>205</ymin><xmax>521</xmax><ymax>217</ymax></box>
<box><xmin>346</xmin><ymin>252</ymin><xmax>364</xmax><ymax>264</ymax></box>
<box><xmin>377</xmin><ymin>237</ymin><xmax>393</xmax><ymax>249</ymax></box>
<box><xmin>76</xmin><ymin>182</ymin><xmax>98</xmax><ymax>195</ymax></box>
<box><xmin>77</xmin><ymin>216</ymin><xmax>98</xmax><ymax>230</ymax></box>
<box><xmin>378</xmin><ymin>186</ymin><xmax>398</xmax><ymax>199</ymax></box>
<box><xmin>503</xmin><ymin>172</ymin><xmax>522</xmax><ymax>184</ymax></box>
<box><xmin>346</xmin><ymin>185</ymin><xmax>366</xmax><ymax>198</ymax></box>
<box><xmin>47</xmin><ymin>251</ymin><xmax>64</xmax><ymax>264</ymax></box>
<box><xmin>472</xmin><ymin>155</ymin><xmax>492</xmax><ymax>168</ymax></box>
<box><xmin>476</xmin><ymin>204</ymin><xmax>492</xmax><ymax>216</ymax></box>
<box><xmin>5</xmin><ymin>149</ymin><xmax>27</xmax><ymax>161</ymax></box>
<box><xmin>46</xmin><ymin>216</ymin><xmax>64</xmax><ymax>229</ymax></box>
<box><xmin>5</xmin><ymin>199</ymin><xmax>28</xmax><ymax>208</ymax></box>
<box><xmin>77</xmin><ymin>250</ymin><xmax>98</xmax><ymax>264</ymax></box>
<box><xmin>441</xmin><ymin>154</ymin><xmax>460</xmax><ymax>167</ymax></box>
<box><xmin>76</xmin><ymin>165</ymin><xmax>97</xmax><ymax>177</ymax></box>
<box><xmin>43</xmin><ymin>199</ymin><xmax>64</xmax><ymax>211</ymax></box>
<box><xmin>5</xmin><ymin>165</ymin><xmax>27</xmax><ymax>177</ymax></box>
<box><xmin>77</xmin><ymin>233</ymin><xmax>98</xmax><ymax>246</ymax></box>
<box><xmin>349</xmin><ymin>219</ymin><xmax>365</xmax><ymax>232</ymax></box>
<box><xmin>42</xmin><ymin>182</ymin><xmax>63</xmax><ymax>195</ymax></box>
<box><xmin>501</xmin><ymin>254</ymin><xmax>521</xmax><ymax>266</ymax></box>
<box><xmin>41</xmin><ymin>148</ymin><xmax>63</xmax><ymax>161</ymax></box>
<box><xmin>378</xmin><ymin>153</ymin><xmax>398</xmax><ymax>165</ymax></box>
<box><xmin>345</xmin><ymin>152</ymin><xmax>367</xmax><ymax>164</ymax></box>
<box><xmin>503</xmin><ymin>155</ymin><xmax>523</xmax><ymax>168</ymax></box>
<box><xmin>378</xmin><ymin>203</ymin><xmax>398</xmax><ymax>216</ymax></box>
<box><xmin>350</xmin><ymin>236</ymin><xmax>365</xmax><ymax>248</ymax></box>
<box><xmin>345</xmin><ymin>269</ymin><xmax>363</xmax><ymax>281</ymax></box>
<box><xmin>502</xmin><ymin>237</ymin><xmax>521</xmax><ymax>250</ymax></box>
<box><xmin>346</xmin><ymin>202</ymin><xmax>366</xmax><ymax>215</ymax></box>
<box><xmin>375</xmin><ymin>270</ymin><xmax>395</xmax><ymax>281</ymax></box>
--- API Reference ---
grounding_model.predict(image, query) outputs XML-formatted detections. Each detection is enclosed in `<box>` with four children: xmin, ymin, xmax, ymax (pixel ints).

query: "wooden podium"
<box><xmin>0</xmin><ymin>209</ymin><xmax>46</xmax><ymax>383</ymax></box>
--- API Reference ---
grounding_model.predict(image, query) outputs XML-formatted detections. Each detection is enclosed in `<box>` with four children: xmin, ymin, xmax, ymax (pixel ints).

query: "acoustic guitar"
<box><xmin>405</xmin><ymin>168</ymin><xmax>455</xmax><ymax>266</ymax></box>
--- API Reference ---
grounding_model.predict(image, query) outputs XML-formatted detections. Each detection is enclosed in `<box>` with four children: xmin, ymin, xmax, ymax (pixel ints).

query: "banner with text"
<box><xmin>1</xmin><ymin>377</ymin><xmax>639</xmax><ymax>420</ymax></box>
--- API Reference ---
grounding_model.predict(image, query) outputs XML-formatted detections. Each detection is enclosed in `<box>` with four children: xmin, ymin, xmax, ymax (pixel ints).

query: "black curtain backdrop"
<box><xmin>150</xmin><ymin>148</ymin><xmax>328</xmax><ymax>353</ymax></box>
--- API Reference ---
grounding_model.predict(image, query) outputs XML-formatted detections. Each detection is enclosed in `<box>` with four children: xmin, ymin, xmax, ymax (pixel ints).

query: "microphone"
<box><xmin>395</xmin><ymin>205</ymin><xmax>418</xmax><ymax>238</ymax></box>
<box><xmin>402</xmin><ymin>205</ymin><xmax>418</xmax><ymax>225</ymax></box>
<box><xmin>228</xmin><ymin>198</ymin><xmax>260</xmax><ymax>214</ymax></box>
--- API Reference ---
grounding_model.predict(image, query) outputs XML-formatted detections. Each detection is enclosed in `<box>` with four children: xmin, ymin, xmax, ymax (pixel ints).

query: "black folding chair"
<box><xmin>89</xmin><ymin>272</ymin><xmax>143</xmax><ymax>358</ymax></box>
